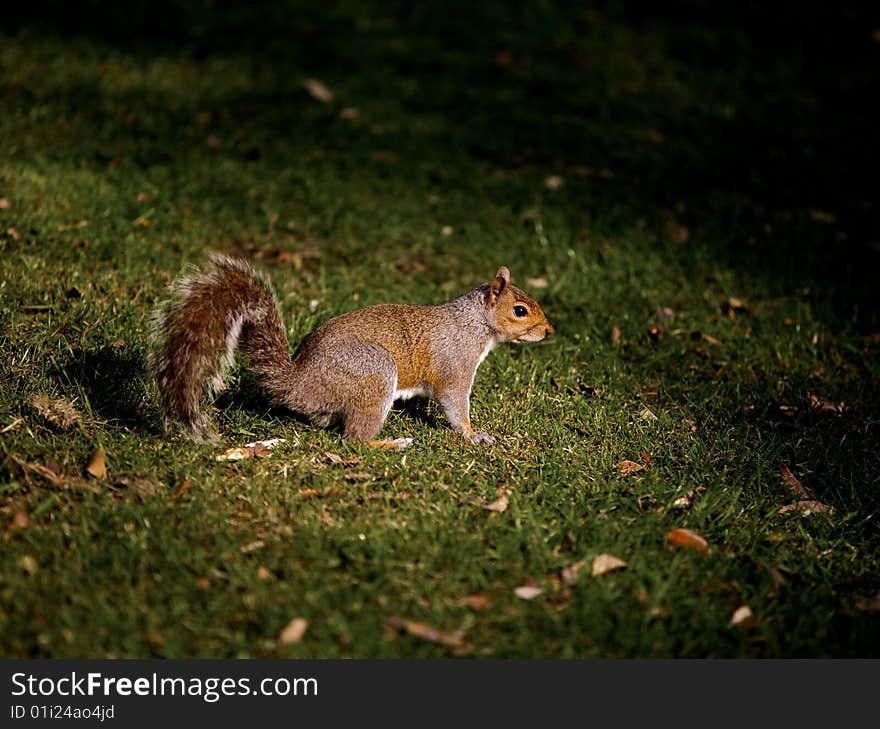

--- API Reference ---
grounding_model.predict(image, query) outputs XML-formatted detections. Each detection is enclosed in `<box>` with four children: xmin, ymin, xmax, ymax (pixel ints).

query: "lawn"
<box><xmin>1</xmin><ymin>1</ymin><xmax>878</xmax><ymax>657</ymax></box>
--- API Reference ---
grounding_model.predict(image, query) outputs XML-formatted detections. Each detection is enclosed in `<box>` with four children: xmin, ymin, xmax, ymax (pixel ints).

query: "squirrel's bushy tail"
<box><xmin>149</xmin><ymin>254</ymin><xmax>292</xmax><ymax>441</ymax></box>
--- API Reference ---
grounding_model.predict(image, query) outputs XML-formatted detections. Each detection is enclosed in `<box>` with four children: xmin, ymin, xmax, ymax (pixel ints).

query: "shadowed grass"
<box><xmin>1</xmin><ymin>1</ymin><xmax>878</xmax><ymax>657</ymax></box>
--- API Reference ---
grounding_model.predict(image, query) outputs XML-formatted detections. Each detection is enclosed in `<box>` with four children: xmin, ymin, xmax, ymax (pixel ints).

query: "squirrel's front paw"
<box><xmin>465</xmin><ymin>431</ymin><xmax>496</xmax><ymax>444</ymax></box>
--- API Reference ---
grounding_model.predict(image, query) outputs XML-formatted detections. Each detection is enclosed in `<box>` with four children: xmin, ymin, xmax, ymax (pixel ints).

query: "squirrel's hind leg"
<box><xmin>326</xmin><ymin>342</ymin><xmax>398</xmax><ymax>442</ymax></box>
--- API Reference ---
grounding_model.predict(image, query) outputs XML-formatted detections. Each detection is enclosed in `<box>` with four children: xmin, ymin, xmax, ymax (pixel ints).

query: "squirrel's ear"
<box><xmin>487</xmin><ymin>266</ymin><xmax>510</xmax><ymax>308</ymax></box>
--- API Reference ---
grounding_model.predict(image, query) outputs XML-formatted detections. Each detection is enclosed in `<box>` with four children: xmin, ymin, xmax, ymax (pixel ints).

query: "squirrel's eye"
<box><xmin>513</xmin><ymin>305</ymin><xmax>528</xmax><ymax>318</ymax></box>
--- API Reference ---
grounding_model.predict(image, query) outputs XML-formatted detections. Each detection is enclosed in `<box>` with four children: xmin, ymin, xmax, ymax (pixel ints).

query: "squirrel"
<box><xmin>149</xmin><ymin>254</ymin><xmax>553</xmax><ymax>446</ymax></box>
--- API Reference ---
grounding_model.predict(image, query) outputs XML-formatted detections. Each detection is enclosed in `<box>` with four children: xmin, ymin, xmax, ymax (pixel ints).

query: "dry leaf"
<box><xmin>672</xmin><ymin>490</ymin><xmax>695</xmax><ymax>509</ymax></box>
<box><xmin>544</xmin><ymin>175</ymin><xmax>564</xmax><ymax>190</ymax></box>
<box><xmin>591</xmin><ymin>553</ymin><xmax>628</xmax><ymax>576</ymax></box>
<box><xmin>611</xmin><ymin>325</ymin><xmax>622</xmax><ymax>346</ymax></box>
<box><xmin>20</xmin><ymin>555</ymin><xmax>38</xmax><ymax>574</ymax></box>
<box><xmin>666</xmin><ymin>528</ymin><xmax>711</xmax><ymax>555</ymax></box>
<box><xmin>0</xmin><ymin>198</ymin><xmax>9</xmax><ymax>209</ymax></box>
<box><xmin>461</xmin><ymin>593</ymin><xmax>492</xmax><ymax>611</ymax></box>
<box><xmin>777</xmin><ymin>500</ymin><xmax>834</xmax><ymax>516</ymax></box>
<box><xmin>618</xmin><ymin>459</ymin><xmax>644</xmax><ymax>476</ymax></box>
<box><xmin>30</xmin><ymin>394</ymin><xmax>80</xmax><ymax>430</ymax></box>
<box><xmin>525</xmin><ymin>277</ymin><xmax>548</xmax><ymax>289</ymax></box>
<box><xmin>277</xmin><ymin>617</ymin><xmax>309</xmax><ymax>645</ymax></box>
<box><xmin>482</xmin><ymin>495</ymin><xmax>509</xmax><ymax>513</ymax></box>
<box><xmin>638</xmin><ymin>408</ymin><xmax>658</xmax><ymax>422</ymax></box>
<box><xmin>304</xmin><ymin>78</ymin><xmax>333</xmax><ymax>103</ymax></box>
<box><xmin>514</xmin><ymin>585</ymin><xmax>543</xmax><ymax>600</ymax></box>
<box><xmin>561</xmin><ymin>559</ymin><xmax>587</xmax><ymax>586</ymax></box>
<box><xmin>169</xmin><ymin>478</ymin><xmax>191</xmax><ymax>501</ymax></box>
<box><xmin>384</xmin><ymin>617</ymin><xmax>467</xmax><ymax>649</ymax></box>
<box><xmin>215</xmin><ymin>438</ymin><xmax>287</xmax><ymax>461</ymax></box>
<box><xmin>344</xmin><ymin>471</ymin><xmax>374</xmax><ymax>482</ymax></box>
<box><xmin>86</xmin><ymin>446</ymin><xmax>107</xmax><ymax>479</ymax></box>
<box><xmin>240</xmin><ymin>540</ymin><xmax>265</xmax><ymax>554</ymax></box>
<box><xmin>730</xmin><ymin>605</ymin><xmax>754</xmax><ymax>626</ymax></box>
<box><xmin>779</xmin><ymin>466</ymin><xmax>809</xmax><ymax>497</ymax></box>
<box><xmin>854</xmin><ymin>592</ymin><xmax>880</xmax><ymax>612</ymax></box>
<box><xmin>808</xmin><ymin>394</ymin><xmax>844</xmax><ymax>415</ymax></box>
<box><xmin>807</xmin><ymin>209</ymin><xmax>836</xmax><ymax>224</ymax></box>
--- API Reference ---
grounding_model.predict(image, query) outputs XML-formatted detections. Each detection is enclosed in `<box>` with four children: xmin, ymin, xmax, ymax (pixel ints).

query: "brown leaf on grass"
<box><xmin>323</xmin><ymin>451</ymin><xmax>361</xmax><ymax>466</ymax></box>
<box><xmin>7</xmin><ymin>227</ymin><xmax>21</xmax><ymax>241</ymax></box>
<box><xmin>86</xmin><ymin>446</ymin><xmax>107</xmax><ymax>479</ymax></box>
<box><xmin>672</xmin><ymin>489</ymin><xmax>696</xmax><ymax>509</ymax></box>
<box><xmin>667</xmin><ymin>528</ymin><xmax>711</xmax><ymax>555</ymax></box>
<box><xmin>3</xmin><ymin>510</ymin><xmax>30</xmax><ymax>543</ymax></box>
<box><xmin>807</xmin><ymin>209</ymin><xmax>836</xmax><ymax>224</ymax></box>
<box><xmin>460</xmin><ymin>593</ymin><xmax>492</xmax><ymax>611</ymax></box>
<box><xmin>257</xmin><ymin>566</ymin><xmax>272</xmax><ymax>581</ymax></box>
<box><xmin>30</xmin><ymin>394</ymin><xmax>81</xmax><ymax>430</ymax></box>
<box><xmin>854</xmin><ymin>592</ymin><xmax>880</xmax><ymax>612</ymax></box>
<box><xmin>169</xmin><ymin>478</ymin><xmax>191</xmax><ymax>501</ymax></box>
<box><xmin>303</xmin><ymin>78</ymin><xmax>333</xmax><ymax>103</ymax></box>
<box><xmin>525</xmin><ymin>277</ymin><xmax>549</xmax><ymax>289</ymax></box>
<box><xmin>777</xmin><ymin>500</ymin><xmax>834</xmax><ymax>517</ymax></box>
<box><xmin>808</xmin><ymin>394</ymin><xmax>844</xmax><ymax>415</ymax></box>
<box><xmin>4</xmin><ymin>454</ymin><xmax>101</xmax><ymax>493</ymax></box>
<box><xmin>384</xmin><ymin>616</ymin><xmax>469</xmax><ymax>651</ymax></box>
<box><xmin>779</xmin><ymin>466</ymin><xmax>809</xmax><ymax>497</ymax></box>
<box><xmin>730</xmin><ymin>605</ymin><xmax>755</xmax><ymax>627</ymax></box>
<box><xmin>561</xmin><ymin>559</ymin><xmax>587</xmax><ymax>586</ymax></box>
<box><xmin>482</xmin><ymin>495</ymin><xmax>509</xmax><ymax>513</ymax></box>
<box><xmin>0</xmin><ymin>198</ymin><xmax>10</xmax><ymax>209</ymax></box>
<box><xmin>277</xmin><ymin>617</ymin><xmax>309</xmax><ymax>645</ymax></box>
<box><xmin>591</xmin><ymin>553</ymin><xmax>628</xmax><ymax>576</ymax></box>
<box><xmin>344</xmin><ymin>471</ymin><xmax>374</xmax><ymax>482</ymax></box>
<box><xmin>721</xmin><ymin>297</ymin><xmax>748</xmax><ymax>319</ymax></box>
<box><xmin>215</xmin><ymin>438</ymin><xmax>287</xmax><ymax>461</ymax></box>
<box><xmin>20</xmin><ymin>555</ymin><xmax>38</xmax><ymax>575</ymax></box>
<box><xmin>514</xmin><ymin>584</ymin><xmax>543</xmax><ymax>600</ymax></box>
<box><xmin>618</xmin><ymin>459</ymin><xmax>644</xmax><ymax>476</ymax></box>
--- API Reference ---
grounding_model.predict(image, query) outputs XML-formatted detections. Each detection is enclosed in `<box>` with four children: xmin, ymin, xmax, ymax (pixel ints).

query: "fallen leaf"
<box><xmin>169</xmin><ymin>478</ymin><xmax>191</xmax><ymax>501</ymax></box>
<box><xmin>807</xmin><ymin>209</ymin><xmax>836</xmax><ymax>224</ymax></box>
<box><xmin>461</xmin><ymin>593</ymin><xmax>492</xmax><ymax>611</ymax></box>
<box><xmin>561</xmin><ymin>559</ymin><xmax>587</xmax><ymax>586</ymax></box>
<box><xmin>215</xmin><ymin>438</ymin><xmax>287</xmax><ymax>461</ymax></box>
<box><xmin>7</xmin><ymin>227</ymin><xmax>21</xmax><ymax>240</ymax></box>
<box><xmin>618</xmin><ymin>459</ymin><xmax>644</xmax><ymax>476</ymax></box>
<box><xmin>672</xmin><ymin>490</ymin><xmax>695</xmax><ymax>509</ymax></box>
<box><xmin>384</xmin><ymin>617</ymin><xmax>468</xmax><ymax>650</ymax></box>
<box><xmin>30</xmin><ymin>394</ymin><xmax>81</xmax><ymax>430</ymax></box>
<box><xmin>591</xmin><ymin>553</ymin><xmax>628</xmax><ymax>576</ymax></box>
<box><xmin>277</xmin><ymin>617</ymin><xmax>309</xmax><ymax>645</ymax></box>
<box><xmin>611</xmin><ymin>325</ymin><xmax>622</xmax><ymax>346</ymax></box>
<box><xmin>240</xmin><ymin>540</ymin><xmax>265</xmax><ymax>554</ymax></box>
<box><xmin>544</xmin><ymin>175</ymin><xmax>564</xmax><ymax>190</ymax></box>
<box><xmin>304</xmin><ymin>78</ymin><xmax>333</xmax><ymax>103</ymax></box>
<box><xmin>298</xmin><ymin>488</ymin><xmax>321</xmax><ymax>499</ymax></box>
<box><xmin>666</xmin><ymin>528</ymin><xmax>711</xmax><ymax>555</ymax></box>
<box><xmin>525</xmin><ymin>277</ymin><xmax>549</xmax><ymax>289</ymax></box>
<box><xmin>730</xmin><ymin>605</ymin><xmax>754</xmax><ymax>627</ymax></box>
<box><xmin>344</xmin><ymin>471</ymin><xmax>374</xmax><ymax>482</ymax></box>
<box><xmin>86</xmin><ymin>446</ymin><xmax>107</xmax><ymax>479</ymax></box>
<box><xmin>0</xmin><ymin>198</ymin><xmax>9</xmax><ymax>209</ymax></box>
<box><xmin>638</xmin><ymin>408</ymin><xmax>658</xmax><ymax>422</ymax></box>
<box><xmin>777</xmin><ymin>500</ymin><xmax>834</xmax><ymax>516</ymax></box>
<box><xmin>257</xmin><ymin>566</ymin><xmax>272</xmax><ymax>581</ymax></box>
<box><xmin>779</xmin><ymin>466</ymin><xmax>809</xmax><ymax>497</ymax></box>
<box><xmin>514</xmin><ymin>585</ymin><xmax>543</xmax><ymax>600</ymax></box>
<box><xmin>854</xmin><ymin>592</ymin><xmax>880</xmax><ymax>612</ymax></box>
<box><xmin>20</xmin><ymin>555</ymin><xmax>38</xmax><ymax>574</ymax></box>
<box><xmin>482</xmin><ymin>495</ymin><xmax>509</xmax><ymax>513</ymax></box>
<box><xmin>808</xmin><ymin>394</ymin><xmax>844</xmax><ymax>415</ymax></box>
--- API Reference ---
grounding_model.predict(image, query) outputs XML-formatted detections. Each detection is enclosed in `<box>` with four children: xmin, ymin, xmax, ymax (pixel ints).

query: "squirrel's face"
<box><xmin>485</xmin><ymin>267</ymin><xmax>554</xmax><ymax>343</ymax></box>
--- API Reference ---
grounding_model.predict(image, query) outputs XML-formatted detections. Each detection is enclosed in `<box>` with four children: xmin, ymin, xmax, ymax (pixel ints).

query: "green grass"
<box><xmin>1</xmin><ymin>1</ymin><xmax>878</xmax><ymax>657</ymax></box>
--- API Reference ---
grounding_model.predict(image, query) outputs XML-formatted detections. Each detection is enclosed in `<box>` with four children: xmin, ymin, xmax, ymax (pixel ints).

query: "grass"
<box><xmin>1</xmin><ymin>1</ymin><xmax>878</xmax><ymax>658</ymax></box>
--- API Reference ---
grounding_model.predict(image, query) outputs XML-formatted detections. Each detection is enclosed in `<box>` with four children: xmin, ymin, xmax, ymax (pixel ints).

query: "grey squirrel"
<box><xmin>150</xmin><ymin>254</ymin><xmax>553</xmax><ymax>445</ymax></box>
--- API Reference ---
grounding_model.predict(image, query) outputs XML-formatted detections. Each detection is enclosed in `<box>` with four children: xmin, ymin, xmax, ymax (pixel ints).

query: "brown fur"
<box><xmin>150</xmin><ymin>255</ymin><xmax>553</xmax><ymax>443</ymax></box>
